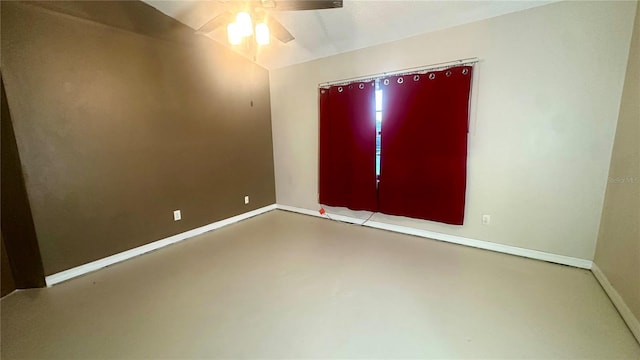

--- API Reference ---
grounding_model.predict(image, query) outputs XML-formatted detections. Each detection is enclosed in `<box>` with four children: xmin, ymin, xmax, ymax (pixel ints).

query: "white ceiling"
<box><xmin>142</xmin><ymin>0</ymin><xmax>556</xmax><ymax>69</ymax></box>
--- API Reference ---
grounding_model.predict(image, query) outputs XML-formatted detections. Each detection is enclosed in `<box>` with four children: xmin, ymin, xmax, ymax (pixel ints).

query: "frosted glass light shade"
<box><xmin>255</xmin><ymin>23</ymin><xmax>270</xmax><ymax>45</ymax></box>
<box><xmin>236</xmin><ymin>12</ymin><xmax>253</xmax><ymax>37</ymax></box>
<box><xmin>227</xmin><ymin>22</ymin><xmax>242</xmax><ymax>45</ymax></box>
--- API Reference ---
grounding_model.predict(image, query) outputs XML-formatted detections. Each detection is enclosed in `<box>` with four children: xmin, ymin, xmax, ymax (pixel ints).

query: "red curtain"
<box><xmin>378</xmin><ymin>66</ymin><xmax>473</xmax><ymax>225</ymax></box>
<box><xmin>319</xmin><ymin>81</ymin><xmax>377</xmax><ymax>211</ymax></box>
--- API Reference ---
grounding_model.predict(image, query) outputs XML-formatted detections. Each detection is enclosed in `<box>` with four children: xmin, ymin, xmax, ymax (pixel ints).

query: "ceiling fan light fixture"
<box><xmin>255</xmin><ymin>23</ymin><xmax>270</xmax><ymax>45</ymax></box>
<box><xmin>227</xmin><ymin>22</ymin><xmax>242</xmax><ymax>45</ymax></box>
<box><xmin>235</xmin><ymin>12</ymin><xmax>253</xmax><ymax>37</ymax></box>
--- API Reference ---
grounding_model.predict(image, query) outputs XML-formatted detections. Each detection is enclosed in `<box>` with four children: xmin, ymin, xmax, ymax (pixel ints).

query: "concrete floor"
<box><xmin>1</xmin><ymin>210</ymin><xmax>639</xmax><ymax>359</ymax></box>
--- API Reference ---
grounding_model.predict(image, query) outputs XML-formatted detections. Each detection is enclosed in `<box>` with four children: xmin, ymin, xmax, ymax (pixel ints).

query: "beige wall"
<box><xmin>594</xmin><ymin>1</ymin><xmax>640</xmax><ymax>334</ymax></box>
<box><xmin>270</xmin><ymin>1</ymin><xmax>636</xmax><ymax>260</ymax></box>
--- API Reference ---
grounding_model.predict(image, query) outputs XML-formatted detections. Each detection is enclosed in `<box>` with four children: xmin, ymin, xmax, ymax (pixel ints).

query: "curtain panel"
<box><xmin>378</xmin><ymin>65</ymin><xmax>473</xmax><ymax>225</ymax></box>
<box><xmin>318</xmin><ymin>81</ymin><xmax>378</xmax><ymax>211</ymax></box>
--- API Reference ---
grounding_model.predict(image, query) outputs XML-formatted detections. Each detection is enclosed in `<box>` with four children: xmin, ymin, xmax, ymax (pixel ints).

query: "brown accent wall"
<box><xmin>594</xmin><ymin>2</ymin><xmax>640</xmax><ymax>330</ymax></box>
<box><xmin>0</xmin><ymin>1</ymin><xmax>276</xmax><ymax>276</ymax></box>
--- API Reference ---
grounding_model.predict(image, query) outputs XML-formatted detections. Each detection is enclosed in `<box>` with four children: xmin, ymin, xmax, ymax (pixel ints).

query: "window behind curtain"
<box><xmin>319</xmin><ymin>65</ymin><xmax>473</xmax><ymax>225</ymax></box>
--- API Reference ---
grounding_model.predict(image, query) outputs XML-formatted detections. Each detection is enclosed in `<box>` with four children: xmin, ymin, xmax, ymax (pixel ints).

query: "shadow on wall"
<box><xmin>1</xmin><ymin>233</ymin><xmax>17</xmax><ymax>297</ymax></box>
<box><xmin>1</xmin><ymin>73</ymin><xmax>47</xmax><ymax>291</ymax></box>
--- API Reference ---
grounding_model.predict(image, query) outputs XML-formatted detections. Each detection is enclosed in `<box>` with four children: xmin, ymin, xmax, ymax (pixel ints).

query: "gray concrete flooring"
<box><xmin>2</xmin><ymin>210</ymin><xmax>639</xmax><ymax>358</ymax></box>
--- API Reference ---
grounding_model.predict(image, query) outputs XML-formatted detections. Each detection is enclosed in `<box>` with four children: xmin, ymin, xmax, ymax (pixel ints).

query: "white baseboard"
<box><xmin>45</xmin><ymin>204</ymin><xmax>277</xmax><ymax>286</ymax></box>
<box><xmin>591</xmin><ymin>263</ymin><xmax>640</xmax><ymax>343</ymax></box>
<box><xmin>45</xmin><ymin>203</ymin><xmax>593</xmax><ymax>287</ymax></box>
<box><xmin>275</xmin><ymin>204</ymin><xmax>593</xmax><ymax>269</ymax></box>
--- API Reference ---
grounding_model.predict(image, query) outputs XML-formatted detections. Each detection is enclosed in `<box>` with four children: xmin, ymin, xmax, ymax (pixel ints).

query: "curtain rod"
<box><xmin>318</xmin><ymin>57</ymin><xmax>480</xmax><ymax>88</ymax></box>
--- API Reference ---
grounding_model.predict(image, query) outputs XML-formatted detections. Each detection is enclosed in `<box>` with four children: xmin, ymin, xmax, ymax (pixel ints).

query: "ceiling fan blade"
<box><xmin>196</xmin><ymin>12</ymin><xmax>234</xmax><ymax>34</ymax></box>
<box><xmin>270</xmin><ymin>0</ymin><xmax>343</xmax><ymax>11</ymax></box>
<box><xmin>266</xmin><ymin>16</ymin><xmax>295</xmax><ymax>43</ymax></box>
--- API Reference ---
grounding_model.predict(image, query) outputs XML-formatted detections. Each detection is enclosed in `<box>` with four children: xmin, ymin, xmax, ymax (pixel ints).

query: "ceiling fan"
<box><xmin>196</xmin><ymin>0</ymin><xmax>343</xmax><ymax>46</ymax></box>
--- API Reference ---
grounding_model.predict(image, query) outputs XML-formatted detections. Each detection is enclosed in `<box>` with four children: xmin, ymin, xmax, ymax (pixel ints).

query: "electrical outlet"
<box><xmin>173</xmin><ymin>210</ymin><xmax>181</xmax><ymax>221</ymax></box>
<box><xmin>482</xmin><ymin>214</ymin><xmax>490</xmax><ymax>225</ymax></box>
<box><xmin>244</xmin><ymin>196</ymin><xmax>249</xmax><ymax>205</ymax></box>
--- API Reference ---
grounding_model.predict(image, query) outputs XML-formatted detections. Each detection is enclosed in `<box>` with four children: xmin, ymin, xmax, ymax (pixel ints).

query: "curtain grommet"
<box><xmin>413</xmin><ymin>75</ymin><xmax>420</xmax><ymax>81</ymax></box>
<box><xmin>338</xmin><ymin>86</ymin><xmax>343</xmax><ymax>92</ymax></box>
<box><xmin>397</xmin><ymin>77</ymin><xmax>404</xmax><ymax>84</ymax></box>
<box><xmin>446</xmin><ymin>70</ymin><xmax>452</xmax><ymax>77</ymax></box>
<box><xmin>429</xmin><ymin>73</ymin><xmax>436</xmax><ymax>80</ymax></box>
<box><xmin>359</xmin><ymin>83</ymin><xmax>364</xmax><ymax>89</ymax></box>
<box><xmin>462</xmin><ymin>68</ymin><xmax>469</xmax><ymax>75</ymax></box>
<box><xmin>383</xmin><ymin>79</ymin><xmax>390</xmax><ymax>86</ymax></box>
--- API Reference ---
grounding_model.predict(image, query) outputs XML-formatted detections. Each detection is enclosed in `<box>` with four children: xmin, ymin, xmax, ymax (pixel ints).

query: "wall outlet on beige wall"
<box><xmin>244</xmin><ymin>196</ymin><xmax>250</xmax><ymax>205</ymax></box>
<box><xmin>173</xmin><ymin>210</ymin><xmax>181</xmax><ymax>221</ymax></box>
